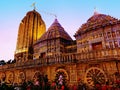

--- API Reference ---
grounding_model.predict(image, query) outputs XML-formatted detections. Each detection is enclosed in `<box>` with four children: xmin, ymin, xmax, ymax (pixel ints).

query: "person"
<box><xmin>34</xmin><ymin>79</ymin><xmax>40</xmax><ymax>90</ymax></box>
<box><xmin>26</xmin><ymin>81</ymin><xmax>33</xmax><ymax>90</ymax></box>
<box><xmin>44</xmin><ymin>75</ymin><xmax>48</xmax><ymax>83</ymax></box>
<box><xmin>50</xmin><ymin>81</ymin><xmax>57</xmax><ymax>90</ymax></box>
<box><xmin>34</xmin><ymin>79</ymin><xmax>39</xmax><ymax>86</ymax></box>
<box><xmin>102</xmin><ymin>81</ymin><xmax>110</xmax><ymax>90</ymax></box>
<box><xmin>21</xmin><ymin>80</ymin><xmax>27</xmax><ymax>90</ymax></box>
<box><xmin>44</xmin><ymin>75</ymin><xmax>49</xmax><ymax>90</ymax></box>
<box><xmin>58</xmin><ymin>75</ymin><xmax>63</xmax><ymax>85</ymax></box>
<box><xmin>14</xmin><ymin>83</ymin><xmax>21</xmax><ymax>90</ymax></box>
<box><xmin>68</xmin><ymin>84</ymin><xmax>72</xmax><ymax>90</ymax></box>
<box><xmin>72</xmin><ymin>84</ymin><xmax>78</xmax><ymax>90</ymax></box>
<box><xmin>61</xmin><ymin>85</ymin><xmax>65</xmax><ymax>90</ymax></box>
<box><xmin>95</xmin><ymin>82</ymin><xmax>101</xmax><ymax>90</ymax></box>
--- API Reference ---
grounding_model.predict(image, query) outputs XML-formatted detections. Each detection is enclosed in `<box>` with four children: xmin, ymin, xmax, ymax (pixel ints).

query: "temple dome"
<box><xmin>75</xmin><ymin>12</ymin><xmax>119</xmax><ymax>35</ymax></box>
<box><xmin>15</xmin><ymin>9</ymin><xmax>46</xmax><ymax>57</ymax></box>
<box><xmin>37</xmin><ymin>19</ymin><xmax>72</xmax><ymax>42</ymax></box>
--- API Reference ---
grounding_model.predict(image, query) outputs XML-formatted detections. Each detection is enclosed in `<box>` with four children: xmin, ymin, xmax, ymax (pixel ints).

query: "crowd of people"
<box><xmin>0</xmin><ymin>74</ymin><xmax>120</xmax><ymax>90</ymax></box>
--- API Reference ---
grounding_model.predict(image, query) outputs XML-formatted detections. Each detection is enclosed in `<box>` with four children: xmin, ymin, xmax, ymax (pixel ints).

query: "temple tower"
<box><xmin>14</xmin><ymin>9</ymin><xmax>46</xmax><ymax>61</ymax></box>
<box><xmin>34</xmin><ymin>19</ymin><xmax>73</xmax><ymax>59</ymax></box>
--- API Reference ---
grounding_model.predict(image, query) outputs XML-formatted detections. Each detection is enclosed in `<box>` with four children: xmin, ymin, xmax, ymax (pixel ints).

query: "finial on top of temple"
<box><xmin>94</xmin><ymin>7</ymin><xmax>99</xmax><ymax>15</ymax></box>
<box><xmin>55</xmin><ymin>14</ymin><xmax>57</xmax><ymax>19</ymax></box>
<box><xmin>31</xmin><ymin>2</ymin><xmax>36</xmax><ymax>11</ymax></box>
<box><xmin>54</xmin><ymin>18</ymin><xmax>59</xmax><ymax>23</ymax></box>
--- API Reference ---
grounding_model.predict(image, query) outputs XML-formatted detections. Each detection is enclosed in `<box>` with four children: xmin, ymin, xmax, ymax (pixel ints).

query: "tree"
<box><xmin>0</xmin><ymin>60</ymin><xmax>6</xmax><ymax>65</ymax></box>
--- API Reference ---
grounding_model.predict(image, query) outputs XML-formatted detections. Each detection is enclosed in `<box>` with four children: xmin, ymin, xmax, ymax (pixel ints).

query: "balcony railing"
<box><xmin>76</xmin><ymin>48</ymin><xmax>120</xmax><ymax>63</ymax></box>
<box><xmin>0</xmin><ymin>53</ymin><xmax>76</xmax><ymax>70</ymax></box>
<box><xmin>0</xmin><ymin>48</ymin><xmax>120</xmax><ymax>70</ymax></box>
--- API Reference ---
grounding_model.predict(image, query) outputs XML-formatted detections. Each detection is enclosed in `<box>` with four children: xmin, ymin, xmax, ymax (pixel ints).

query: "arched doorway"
<box><xmin>0</xmin><ymin>72</ymin><xmax>6</xmax><ymax>82</ymax></box>
<box><xmin>7</xmin><ymin>72</ymin><xmax>14</xmax><ymax>84</ymax></box>
<box><xmin>18</xmin><ymin>72</ymin><xmax>26</xmax><ymax>83</ymax></box>
<box><xmin>55</xmin><ymin>69</ymin><xmax>69</xmax><ymax>86</ymax></box>
<box><xmin>84</xmin><ymin>67</ymin><xmax>107</xmax><ymax>87</ymax></box>
<box><xmin>33</xmin><ymin>71</ymin><xmax>41</xmax><ymax>82</ymax></box>
<box><xmin>33</xmin><ymin>71</ymin><xmax>45</xmax><ymax>86</ymax></box>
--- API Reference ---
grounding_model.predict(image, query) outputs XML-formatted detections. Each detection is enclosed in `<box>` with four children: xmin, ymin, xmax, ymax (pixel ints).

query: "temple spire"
<box><xmin>94</xmin><ymin>7</ymin><xmax>99</xmax><ymax>15</ymax></box>
<box><xmin>31</xmin><ymin>2</ymin><xmax>36</xmax><ymax>10</ymax></box>
<box><xmin>55</xmin><ymin>14</ymin><xmax>57</xmax><ymax>19</ymax></box>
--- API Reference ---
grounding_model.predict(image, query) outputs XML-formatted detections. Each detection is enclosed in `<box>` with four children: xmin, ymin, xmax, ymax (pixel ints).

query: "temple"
<box><xmin>0</xmin><ymin>9</ymin><xmax>120</xmax><ymax>88</ymax></box>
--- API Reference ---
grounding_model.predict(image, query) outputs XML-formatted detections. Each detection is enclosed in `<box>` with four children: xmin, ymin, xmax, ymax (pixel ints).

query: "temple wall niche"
<box><xmin>6</xmin><ymin>71</ymin><xmax>14</xmax><ymax>84</ymax></box>
<box><xmin>49</xmin><ymin>66</ymin><xmax>56</xmax><ymax>81</ymax></box>
<box><xmin>25</xmin><ymin>69</ymin><xmax>35</xmax><ymax>81</ymax></box>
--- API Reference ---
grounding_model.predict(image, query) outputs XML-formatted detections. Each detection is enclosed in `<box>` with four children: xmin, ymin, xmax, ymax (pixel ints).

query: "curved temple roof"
<box><xmin>75</xmin><ymin>12</ymin><xmax>119</xmax><ymax>36</ymax></box>
<box><xmin>15</xmin><ymin>9</ymin><xmax>46</xmax><ymax>54</ymax></box>
<box><xmin>37</xmin><ymin>19</ymin><xmax>72</xmax><ymax>43</ymax></box>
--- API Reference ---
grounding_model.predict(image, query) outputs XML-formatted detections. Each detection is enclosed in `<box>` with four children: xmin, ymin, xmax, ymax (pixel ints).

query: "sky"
<box><xmin>0</xmin><ymin>0</ymin><xmax>120</xmax><ymax>61</ymax></box>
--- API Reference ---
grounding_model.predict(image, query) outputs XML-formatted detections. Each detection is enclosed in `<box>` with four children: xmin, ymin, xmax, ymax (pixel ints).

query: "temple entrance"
<box><xmin>55</xmin><ymin>69</ymin><xmax>69</xmax><ymax>86</ymax></box>
<box><xmin>84</xmin><ymin>67</ymin><xmax>107</xmax><ymax>87</ymax></box>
